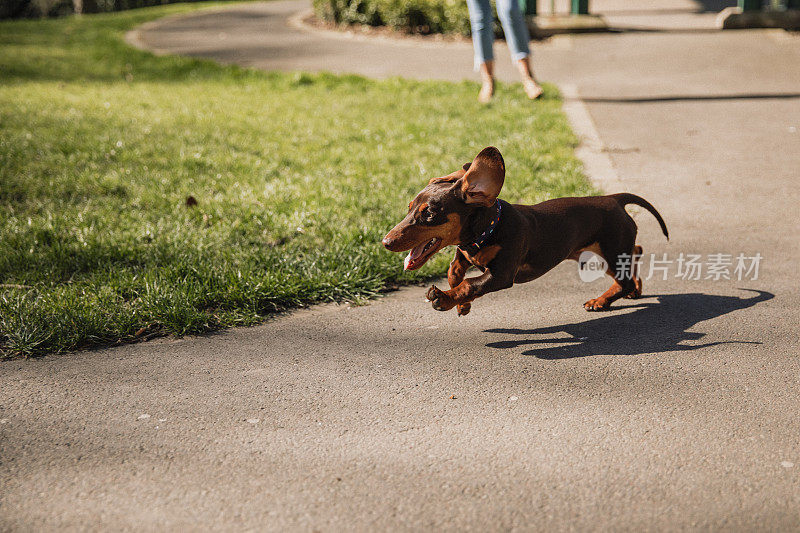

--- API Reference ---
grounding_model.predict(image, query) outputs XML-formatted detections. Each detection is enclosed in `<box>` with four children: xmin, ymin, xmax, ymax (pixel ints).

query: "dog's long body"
<box><xmin>382</xmin><ymin>147</ymin><xmax>669</xmax><ymax>314</ymax></box>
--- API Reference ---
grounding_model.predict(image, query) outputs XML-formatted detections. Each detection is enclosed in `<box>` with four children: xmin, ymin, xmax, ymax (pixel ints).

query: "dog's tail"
<box><xmin>610</xmin><ymin>193</ymin><xmax>669</xmax><ymax>240</ymax></box>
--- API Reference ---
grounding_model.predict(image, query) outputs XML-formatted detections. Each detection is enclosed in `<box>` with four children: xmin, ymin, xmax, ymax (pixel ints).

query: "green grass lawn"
<box><xmin>0</xmin><ymin>3</ymin><xmax>594</xmax><ymax>358</ymax></box>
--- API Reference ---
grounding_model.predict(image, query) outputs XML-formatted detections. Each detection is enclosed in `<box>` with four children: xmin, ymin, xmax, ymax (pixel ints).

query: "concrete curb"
<box><xmin>125</xmin><ymin>27</ymin><xmax>156</xmax><ymax>53</ymax></box>
<box><xmin>718</xmin><ymin>6</ymin><xmax>800</xmax><ymax>30</ymax></box>
<box><xmin>559</xmin><ymin>84</ymin><xmax>623</xmax><ymax>193</ymax></box>
<box><xmin>528</xmin><ymin>14</ymin><xmax>609</xmax><ymax>38</ymax></box>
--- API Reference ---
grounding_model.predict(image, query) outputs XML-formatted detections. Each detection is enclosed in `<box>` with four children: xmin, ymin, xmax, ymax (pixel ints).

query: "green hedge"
<box><xmin>313</xmin><ymin>0</ymin><xmax>484</xmax><ymax>36</ymax></box>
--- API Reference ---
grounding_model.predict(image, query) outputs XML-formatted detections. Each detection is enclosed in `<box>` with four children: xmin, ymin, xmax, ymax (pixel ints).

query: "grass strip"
<box><xmin>0</xmin><ymin>3</ymin><xmax>594</xmax><ymax>357</ymax></box>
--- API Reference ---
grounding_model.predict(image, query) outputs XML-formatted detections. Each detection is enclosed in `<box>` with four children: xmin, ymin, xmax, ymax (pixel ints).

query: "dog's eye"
<box><xmin>424</xmin><ymin>207</ymin><xmax>437</xmax><ymax>222</ymax></box>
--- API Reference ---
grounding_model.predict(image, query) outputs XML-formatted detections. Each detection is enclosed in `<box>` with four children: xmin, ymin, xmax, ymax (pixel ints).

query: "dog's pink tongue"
<box><xmin>404</xmin><ymin>242</ymin><xmax>429</xmax><ymax>270</ymax></box>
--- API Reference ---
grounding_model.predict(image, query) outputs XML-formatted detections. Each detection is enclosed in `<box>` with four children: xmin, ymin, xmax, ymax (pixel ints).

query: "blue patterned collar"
<box><xmin>458</xmin><ymin>200</ymin><xmax>502</xmax><ymax>256</ymax></box>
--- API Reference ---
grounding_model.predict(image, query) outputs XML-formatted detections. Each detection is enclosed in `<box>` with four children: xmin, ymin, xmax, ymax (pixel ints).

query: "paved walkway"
<box><xmin>3</xmin><ymin>1</ymin><xmax>800</xmax><ymax>530</ymax></box>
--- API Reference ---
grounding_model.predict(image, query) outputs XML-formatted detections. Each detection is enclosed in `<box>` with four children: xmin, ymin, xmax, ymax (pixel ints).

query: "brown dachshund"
<box><xmin>382</xmin><ymin>146</ymin><xmax>668</xmax><ymax>315</ymax></box>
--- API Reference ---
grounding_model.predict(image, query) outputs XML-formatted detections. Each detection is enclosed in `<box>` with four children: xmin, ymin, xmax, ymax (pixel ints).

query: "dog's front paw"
<box><xmin>427</xmin><ymin>285</ymin><xmax>455</xmax><ymax>311</ymax></box>
<box><xmin>457</xmin><ymin>303</ymin><xmax>471</xmax><ymax>316</ymax></box>
<box><xmin>583</xmin><ymin>297</ymin><xmax>610</xmax><ymax>312</ymax></box>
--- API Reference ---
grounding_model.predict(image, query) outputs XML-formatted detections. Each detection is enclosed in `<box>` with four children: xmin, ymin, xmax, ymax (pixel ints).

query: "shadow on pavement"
<box><xmin>694</xmin><ymin>0</ymin><xmax>738</xmax><ymax>12</ymax></box>
<box><xmin>485</xmin><ymin>289</ymin><xmax>773</xmax><ymax>359</ymax></box>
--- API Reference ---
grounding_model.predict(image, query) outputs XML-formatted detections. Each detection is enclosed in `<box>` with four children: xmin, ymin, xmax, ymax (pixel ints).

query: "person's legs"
<box><xmin>496</xmin><ymin>0</ymin><xmax>543</xmax><ymax>99</ymax></box>
<box><xmin>495</xmin><ymin>0</ymin><xmax>529</xmax><ymax>63</ymax></box>
<box><xmin>516</xmin><ymin>57</ymin><xmax>543</xmax><ymax>99</ymax></box>
<box><xmin>478</xmin><ymin>60</ymin><xmax>495</xmax><ymax>103</ymax></box>
<box><xmin>466</xmin><ymin>0</ymin><xmax>495</xmax><ymax>102</ymax></box>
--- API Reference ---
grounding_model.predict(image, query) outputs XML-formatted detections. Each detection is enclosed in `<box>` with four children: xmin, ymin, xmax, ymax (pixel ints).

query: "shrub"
<box><xmin>313</xmin><ymin>0</ymin><xmax>488</xmax><ymax>36</ymax></box>
<box><xmin>0</xmin><ymin>0</ymin><xmax>71</xmax><ymax>18</ymax></box>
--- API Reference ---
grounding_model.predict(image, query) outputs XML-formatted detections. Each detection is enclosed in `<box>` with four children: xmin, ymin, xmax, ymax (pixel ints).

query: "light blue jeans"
<box><xmin>466</xmin><ymin>0</ymin><xmax>531</xmax><ymax>69</ymax></box>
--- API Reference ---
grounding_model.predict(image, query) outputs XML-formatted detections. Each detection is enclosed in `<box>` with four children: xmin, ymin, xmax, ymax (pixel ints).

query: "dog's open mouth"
<box><xmin>404</xmin><ymin>237</ymin><xmax>442</xmax><ymax>271</ymax></box>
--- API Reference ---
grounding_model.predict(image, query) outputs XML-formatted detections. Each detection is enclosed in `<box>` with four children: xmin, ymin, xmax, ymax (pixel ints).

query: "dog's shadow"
<box><xmin>485</xmin><ymin>289</ymin><xmax>773</xmax><ymax>359</ymax></box>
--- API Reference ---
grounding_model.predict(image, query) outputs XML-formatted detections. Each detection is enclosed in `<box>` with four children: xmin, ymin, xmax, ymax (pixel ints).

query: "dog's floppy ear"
<box><xmin>461</xmin><ymin>146</ymin><xmax>505</xmax><ymax>206</ymax></box>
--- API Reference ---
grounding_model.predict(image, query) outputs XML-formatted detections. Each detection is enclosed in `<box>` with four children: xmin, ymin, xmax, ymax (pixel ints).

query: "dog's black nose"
<box><xmin>382</xmin><ymin>236</ymin><xmax>393</xmax><ymax>249</ymax></box>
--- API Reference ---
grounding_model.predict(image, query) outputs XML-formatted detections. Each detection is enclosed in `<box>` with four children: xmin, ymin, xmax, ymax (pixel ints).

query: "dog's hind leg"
<box><xmin>625</xmin><ymin>244</ymin><xmax>644</xmax><ymax>299</ymax></box>
<box><xmin>583</xmin><ymin>240</ymin><xmax>638</xmax><ymax>312</ymax></box>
